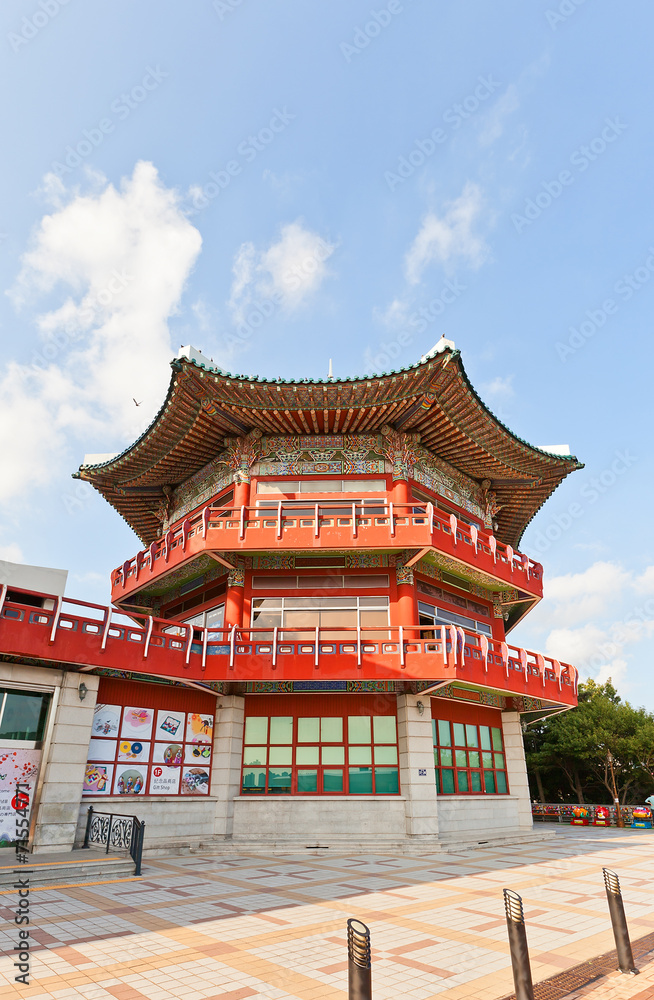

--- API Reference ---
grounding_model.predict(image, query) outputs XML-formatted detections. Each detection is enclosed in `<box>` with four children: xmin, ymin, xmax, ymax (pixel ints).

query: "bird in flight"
<box><xmin>133</xmin><ymin>398</ymin><xmax>142</xmax><ymax>407</ymax></box>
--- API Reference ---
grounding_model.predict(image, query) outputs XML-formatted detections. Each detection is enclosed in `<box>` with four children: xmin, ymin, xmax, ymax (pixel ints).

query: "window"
<box><xmin>433</xmin><ymin>719</ymin><xmax>508</xmax><ymax>795</ymax></box>
<box><xmin>185</xmin><ymin>604</ymin><xmax>225</xmax><ymax>636</ymax></box>
<box><xmin>258</xmin><ymin>479</ymin><xmax>386</xmax><ymax>494</ymax></box>
<box><xmin>417</xmin><ymin>579</ymin><xmax>490</xmax><ymax>618</ymax></box>
<box><xmin>242</xmin><ymin>713</ymin><xmax>399</xmax><ymax>795</ymax></box>
<box><xmin>418</xmin><ymin>601</ymin><xmax>492</xmax><ymax>637</ymax></box>
<box><xmin>0</xmin><ymin>689</ymin><xmax>50</xmax><ymax>742</ymax></box>
<box><xmin>250</xmin><ymin>595</ymin><xmax>389</xmax><ymax>639</ymax></box>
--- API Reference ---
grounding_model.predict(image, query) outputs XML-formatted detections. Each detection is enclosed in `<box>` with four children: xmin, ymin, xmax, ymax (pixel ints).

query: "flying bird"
<box><xmin>133</xmin><ymin>398</ymin><xmax>142</xmax><ymax>407</ymax></box>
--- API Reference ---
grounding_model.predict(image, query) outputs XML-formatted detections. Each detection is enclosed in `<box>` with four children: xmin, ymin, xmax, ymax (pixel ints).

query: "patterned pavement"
<box><xmin>1</xmin><ymin>826</ymin><xmax>654</xmax><ymax>1000</ymax></box>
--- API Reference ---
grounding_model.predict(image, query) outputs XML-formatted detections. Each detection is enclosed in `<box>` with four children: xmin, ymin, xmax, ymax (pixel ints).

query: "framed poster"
<box><xmin>92</xmin><ymin>704</ymin><xmax>121</xmax><ymax>738</ymax></box>
<box><xmin>185</xmin><ymin>743</ymin><xmax>211</xmax><ymax>764</ymax></box>
<box><xmin>83</xmin><ymin>763</ymin><xmax>113</xmax><ymax>796</ymax></box>
<box><xmin>181</xmin><ymin>766</ymin><xmax>210</xmax><ymax>795</ymax></box>
<box><xmin>155</xmin><ymin>709</ymin><xmax>185</xmax><ymax>741</ymax></box>
<box><xmin>120</xmin><ymin>707</ymin><xmax>154</xmax><ymax>740</ymax></box>
<box><xmin>113</xmin><ymin>764</ymin><xmax>147</xmax><ymax>795</ymax></box>
<box><xmin>153</xmin><ymin>742</ymin><xmax>183</xmax><ymax>766</ymax></box>
<box><xmin>149</xmin><ymin>766</ymin><xmax>181</xmax><ymax>795</ymax></box>
<box><xmin>118</xmin><ymin>740</ymin><xmax>150</xmax><ymax>763</ymax></box>
<box><xmin>186</xmin><ymin>713</ymin><xmax>213</xmax><ymax>744</ymax></box>
<box><xmin>87</xmin><ymin>739</ymin><xmax>117</xmax><ymax>762</ymax></box>
<box><xmin>0</xmin><ymin>749</ymin><xmax>41</xmax><ymax>844</ymax></box>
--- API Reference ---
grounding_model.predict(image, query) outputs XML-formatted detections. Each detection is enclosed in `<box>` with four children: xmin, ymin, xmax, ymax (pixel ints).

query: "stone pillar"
<box><xmin>212</xmin><ymin>695</ymin><xmax>245</xmax><ymax>839</ymax></box>
<box><xmin>224</xmin><ymin>564</ymin><xmax>245</xmax><ymax>627</ymax></box>
<box><xmin>501</xmin><ymin>711</ymin><xmax>533</xmax><ymax>830</ymax></box>
<box><xmin>397</xmin><ymin>693</ymin><xmax>439</xmax><ymax>839</ymax></box>
<box><xmin>32</xmin><ymin>671</ymin><xmax>99</xmax><ymax>854</ymax></box>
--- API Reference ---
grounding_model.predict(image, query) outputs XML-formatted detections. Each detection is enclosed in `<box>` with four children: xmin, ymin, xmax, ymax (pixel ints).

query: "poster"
<box><xmin>181</xmin><ymin>766</ymin><xmax>210</xmax><ymax>795</ymax></box>
<box><xmin>120</xmin><ymin>707</ymin><xmax>154</xmax><ymax>740</ymax></box>
<box><xmin>149</xmin><ymin>765</ymin><xmax>181</xmax><ymax>795</ymax></box>
<box><xmin>113</xmin><ymin>764</ymin><xmax>147</xmax><ymax>795</ymax></box>
<box><xmin>155</xmin><ymin>709</ymin><xmax>185</xmax><ymax>741</ymax></box>
<box><xmin>0</xmin><ymin>749</ymin><xmax>41</xmax><ymax>845</ymax></box>
<box><xmin>87</xmin><ymin>738</ymin><xmax>117</xmax><ymax>761</ymax></box>
<box><xmin>118</xmin><ymin>740</ymin><xmax>150</xmax><ymax>763</ymax></box>
<box><xmin>82</xmin><ymin>763</ymin><xmax>113</xmax><ymax>795</ymax></box>
<box><xmin>185</xmin><ymin>743</ymin><xmax>211</xmax><ymax>764</ymax></box>
<box><xmin>153</xmin><ymin>742</ymin><xmax>183</xmax><ymax>766</ymax></box>
<box><xmin>185</xmin><ymin>713</ymin><xmax>213</xmax><ymax>744</ymax></box>
<box><xmin>92</xmin><ymin>704</ymin><xmax>121</xmax><ymax>738</ymax></box>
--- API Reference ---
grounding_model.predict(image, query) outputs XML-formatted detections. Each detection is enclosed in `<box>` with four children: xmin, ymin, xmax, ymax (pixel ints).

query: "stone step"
<box><xmin>0</xmin><ymin>849</ymin><xmax>138</xmax><ymax>889</ymax></box>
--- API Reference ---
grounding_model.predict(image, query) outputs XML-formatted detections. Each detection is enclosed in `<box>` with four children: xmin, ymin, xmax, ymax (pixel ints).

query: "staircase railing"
<box><xmin>83</xmin><ymin>806</ymin><xmax>146</xmax><ymax>876</ymax></box>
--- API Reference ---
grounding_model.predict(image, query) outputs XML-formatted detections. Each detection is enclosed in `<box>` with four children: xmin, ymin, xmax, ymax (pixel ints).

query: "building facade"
<box><xmin>0</xmin><ymin>341</ymin><xmax>582</xmax><ymax>852</ymax></box>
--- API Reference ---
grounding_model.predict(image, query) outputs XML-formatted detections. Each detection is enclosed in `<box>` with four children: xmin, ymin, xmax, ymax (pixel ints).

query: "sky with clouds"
<box><xmin>0</xmin><ymin>2</ymin><xmax>653</xmax><ymax>707</ymax></box>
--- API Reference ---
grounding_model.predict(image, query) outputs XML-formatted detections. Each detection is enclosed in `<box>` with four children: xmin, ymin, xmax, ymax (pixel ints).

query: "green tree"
<box><xmin>525</xmin><ymin>679</ymin><xmax>654</xmax><ymax>805</ymax></box>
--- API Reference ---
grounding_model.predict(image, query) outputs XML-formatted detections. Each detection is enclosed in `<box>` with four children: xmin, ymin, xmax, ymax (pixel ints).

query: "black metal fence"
<box><xmin>83</xmin><ymin>806</ymin><xmax>146</xmax><ymax>876</ymax></box>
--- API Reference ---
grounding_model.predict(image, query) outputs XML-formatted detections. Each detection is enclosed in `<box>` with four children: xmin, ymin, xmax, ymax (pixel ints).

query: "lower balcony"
<box><xmin>0</xmin><ymin>588</ymin><xmax>577</xmax><ymax>708</ymax></box>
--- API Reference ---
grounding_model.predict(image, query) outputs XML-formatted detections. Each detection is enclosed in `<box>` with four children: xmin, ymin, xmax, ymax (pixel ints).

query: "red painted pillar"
<box><xmin>224</xmin><ymin>565</ymin><xmax>245</xmax><ymax>627</ymax></box>
<box><xmin>233</xmin><ymin>477</ymin><xmax>250</xmax><ymax>509</ymax></box>
<box><xmin>395</xmin><ymin>565</ymin><xmax>418</xmax><ymax>639</ymax></box>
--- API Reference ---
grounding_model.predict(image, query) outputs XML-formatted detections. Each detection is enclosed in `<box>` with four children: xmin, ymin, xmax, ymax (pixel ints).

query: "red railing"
<box><xmin>111</xmin><ymin>502</ymin><xmax>543</xmax><ymax>600</ymax></box>
<box><xmin>0</xmin><ymin>586</ymin><xmax>575</xmax><ymax>704</ymax></box>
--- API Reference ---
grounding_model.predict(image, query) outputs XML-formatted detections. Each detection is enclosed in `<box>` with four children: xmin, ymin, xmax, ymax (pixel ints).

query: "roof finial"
<box><xmin>328</xmin><ymin>358</ymin><xmax>333</xmax><ymax>381</ymax></box>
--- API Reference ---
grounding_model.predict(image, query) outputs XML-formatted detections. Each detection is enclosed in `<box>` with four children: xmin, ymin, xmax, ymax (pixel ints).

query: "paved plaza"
<box><xmin>2</xmin><ymin>827</ymin><xmax>654</xmax><ymax>1000</ymax></box>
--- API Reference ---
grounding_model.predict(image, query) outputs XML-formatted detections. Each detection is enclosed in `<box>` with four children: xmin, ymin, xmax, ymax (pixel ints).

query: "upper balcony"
<box><xmin>110</xmin><ymin>501</ymin><xmax>543</xmax><ymax>606</ymax></box>
<box><xmin>0</xmin><ymin>587</ymin><xmax>576</xmax><ymax>709</ymax></box>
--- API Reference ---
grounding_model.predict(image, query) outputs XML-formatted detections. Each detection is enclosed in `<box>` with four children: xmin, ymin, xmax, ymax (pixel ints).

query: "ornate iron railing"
<box><xmin>83</xmin><ymin>806</ymin><xmax>145</xmax><ymax>875</ymax></box>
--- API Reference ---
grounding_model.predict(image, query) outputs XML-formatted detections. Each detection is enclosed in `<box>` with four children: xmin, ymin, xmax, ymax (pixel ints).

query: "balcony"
<box><xmin>111</xmin><ymin>502</ymin><xmax>543</xmax><ymax>605</ymax></box>
<box><xmin>0</xmin><ymin>588</ymin><xmax>575</xmax><ymax>708</ymax></box>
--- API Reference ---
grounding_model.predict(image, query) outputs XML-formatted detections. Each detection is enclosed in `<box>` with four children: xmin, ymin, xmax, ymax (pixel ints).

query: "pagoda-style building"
<box><xmin>0</xmin><ymin>340</ymin><xmax>581</xmax><ymax>852</ymax></box>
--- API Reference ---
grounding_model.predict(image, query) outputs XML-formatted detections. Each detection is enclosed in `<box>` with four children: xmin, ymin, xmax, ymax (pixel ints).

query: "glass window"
<box><xmin>269</xmin><ymin>717</ymin><xmax>293</xmax><ymax>744</ymax></box>
<box><xmin>242</xmin><ymin>711</ymin><xmax>399</xmax><ymax>796</ymax></box>
<box><xmin>348</xmin><ymin>716</ymin><xmax>371</xmax><ymax>743</ymax></box>
<box><xmin>0</xmin><ymin>690</ymin><xmax>50</xmax><ymax>742</ymax></box>
<box><xmin>373</xmin><ymin>716</ymin><xmax>397</xmax><ymax>743</ymax></box>
<box><xmin>298</xmin><ymin>718</ymin><xmax>319</xmax><ymax>742</ymax></box>
<box><xmin>244</xmin><ymin>717</ymin><xmax>267</xmax><ymax>744</ymax></box>
<box><xmin>321</xmin><ymin>717</ymin><xmax>343</xmax><ymax>742</ymax></box>
<box><xmin>296</xmin><ymin>746</ymin><xmax>319</xmax><ymax>765</ymax></box>
<box><xmin>349</xmin><ymin>767</ymin><xmax>373</xmax><ymax>793</ymax></box>
<box><xmin>433</xmin><ymin>717</ymin><xmax>508</xmax><ymax>796</ymax></box>
<box><xmin>323</xmin><ymin>769</ymin><xmax>344</xmax><ymax>792</ymax></box>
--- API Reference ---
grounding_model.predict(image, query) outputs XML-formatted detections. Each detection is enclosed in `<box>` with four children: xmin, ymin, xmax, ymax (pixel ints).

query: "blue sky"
<box><xmin>1</xmin><ymin>1</ymin><xmax>653</xmax><ymax>707</ymax></box>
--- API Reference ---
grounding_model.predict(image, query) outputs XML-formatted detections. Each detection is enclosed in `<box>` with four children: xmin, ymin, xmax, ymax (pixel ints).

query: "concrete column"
<box><xmin>501</xmin><ymin>711</ymin><xmax>533</xmax><ymax>830</ymax></box>
<box><xmin>32</xmin><ymin>671</ymin><xmax>99</xmax><ymax>854</ymax></box>
<box><xmin>397</xmin><ymin>693</ymin><xmax>439</xmax><ymax>838</ymax></box>
<box><xmin>212</xmin><ymin>695</ymin><xmax>245</xmax><ymax>839</ymax></box>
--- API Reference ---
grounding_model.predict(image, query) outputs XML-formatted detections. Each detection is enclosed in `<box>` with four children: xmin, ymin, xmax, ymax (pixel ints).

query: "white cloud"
<box><xmin>1</xmin><ymin>161</ymin><xmax>202</xmax><ymax>504</ymax></box>
<box><xmin>228</xmin><ymin>221</ymin><xmax>335</xmax><ymax>325</ymax></box>
<box><xmin>477</xmin><ymin>83</ymin><xmax>520</xmax><ymax>147</ymax></box>
<box><xmin>482</xmin><ymin>375</ymin><xmax>514</xmax><ymax>401</ymax></box>
<box><xmin>544</xmin><ymin>561</ymin><xmax>631</xmax><ymax>625</ymax></box>
<box><xmin>404</xmin><ymin>182</ymin><xmax>488</xmax><ymax>285</ymax></box>
<box><xmin>0</xmin><ymin>543</ymin><xmax>24</xmax><ymax>563</ymax></box>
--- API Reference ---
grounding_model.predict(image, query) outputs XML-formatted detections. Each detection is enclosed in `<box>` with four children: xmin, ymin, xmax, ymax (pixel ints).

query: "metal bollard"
<box><xmin>347</xmin><ymin>918</ymin><xmax>372</xmax><ymax>1000</ymax></box>
<box><xmin>602</xmin><ymin>868</ymin><xmax>638</xmax><ymax>974</ymax></box>
<box><xmin>503</xmin><ymin>889</ymin><xmax>534</xmax><ymax>1000</ymax></box>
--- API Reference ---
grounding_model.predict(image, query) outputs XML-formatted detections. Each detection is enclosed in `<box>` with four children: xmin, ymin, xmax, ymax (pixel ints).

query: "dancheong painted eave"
<box><xmin>74</xmin><ymin>342</ymin><xmax>583</xmax><ymax>549</ymax></box>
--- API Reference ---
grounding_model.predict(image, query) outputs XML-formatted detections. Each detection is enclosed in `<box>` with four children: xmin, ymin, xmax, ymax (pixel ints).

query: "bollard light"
<box><xmin>503</xmin><ymin>889</ymin><xmax>534</xmax><ymax>1000</ymax></box>
<box><xmin>347</xmin><ymin>918</ymin><xmax>372</xmax><ymax>1000</ymax></box>
<box><xmin>602</xmin><ymin>868</ymin><xmax>638</xmax><ymax>974</ymax></box>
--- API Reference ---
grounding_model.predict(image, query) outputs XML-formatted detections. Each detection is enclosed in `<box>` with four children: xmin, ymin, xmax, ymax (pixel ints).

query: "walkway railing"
<box><xmin>83</xmin><ymin>806</ymin><xmax>145</xmax><ymax>875</ymax></box>
<box><xmin>532</xmin><ymin>803</ymin><xmax>651</xmax><ymax>825</ymax></box>
<box><xmin>111</xmin><ymin>501</ymin><xmax>542</xmax><ymax>594</ymax></box>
